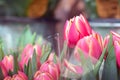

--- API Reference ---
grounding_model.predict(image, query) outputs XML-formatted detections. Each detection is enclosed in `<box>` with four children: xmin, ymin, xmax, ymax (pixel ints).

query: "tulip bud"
<box><xmin>12</xmin><ymin>71</ymin><xmax>28</xmax><ymax>80</ymax></box>
<box><xmin>40</xmin><ymin>60</ymin><xmax>60</xmax><ymax>80</ymax></box>
<box><xmin>0</xmin><ymin>61</ymin><xmax>7</xmax><ymax>77</ymax></box>
<box><xmin>74</xmin><ymin>33</ymin><xmax>103</xmax><ymax>63</ymax></box>
<box><xmin>20</xmin><ymin>44</ymin><xmax>41</xmax><ymax>70</ymax></box>
<box><xmin>2</xmin><ymin>55</ymin><xmax>14</xmax><ymax>72</ymax></box>
<box><xmin>34</xmin><ymin>71</ymin><xmax>54</xmax><ymax>80</ymax></box>
<box><xmin>105</xmin><ymin>31</ymin><xmax>120</xmax><ymax>68</ymax></box>
<box><xmin>64</xmin><ymin>14</ymin><xmax>92</xmax><ymax>47</ymax></box>
<box><xmin>4</xmin><ymin>76</ymin><xmax>11</xmax><ymax>80</ymax></box>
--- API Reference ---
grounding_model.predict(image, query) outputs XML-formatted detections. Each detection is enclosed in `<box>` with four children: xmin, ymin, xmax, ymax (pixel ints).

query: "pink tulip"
<box><xmin>64</xmin><ymin>59</ymin><xmax>83</xmax><ymax>74</ymax></box>
<box><xmin>64</xmin><ymin>14</ymin><xmax>92</xmax><ymax>47</ymax></box>
<box><xmin>12</xmin><ymin>71</ymin><xmax>28</xmax><ymax>80</ymax></box>
<box><xmin>0</xmin><ymin>61</ymin><xmax>7</xmax><ymax>77</ymax></box>
<box><xmin>19</xmin><ymin>44</ymin><xmax>41</xmax><ymax>70</ymax></box>
<box><xmin>4</xmin><ymin>71</ymin><xmax>28</xmax><ymax>80</ymax></box>
<box><xmin>4</xmin><ymin>76</ymin><xmax>12</xmax><ymax>80</ymax></box>
<box><xmin>34</xmin><ymin>71</ymin><xmax>54</xmax><ymax>80</ymax></box>
<box><xmin>104</xmin><ymin>31</ymin><xmax>120</xmax><ymax>68</ymax></box>
<box><xmin>39</xmin><ymin>54</ymin><xmax>60</xmax><ymax>80</ymax></box>
<box><xmin>74</xmin><ymin>32</ymin><xmax>103</xmax><ymax>63</ymax></box>
<box><xmin>2</xmin><ymin>55</ymin><xmax>14</xmax><ymax>73</ymax></box>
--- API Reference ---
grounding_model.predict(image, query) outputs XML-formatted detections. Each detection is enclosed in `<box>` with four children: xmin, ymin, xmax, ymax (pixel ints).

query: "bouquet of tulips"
<box><xmin>0</xmin><ymin>14</ymin><xmax>120</xmax><ymax>80</ymax></box>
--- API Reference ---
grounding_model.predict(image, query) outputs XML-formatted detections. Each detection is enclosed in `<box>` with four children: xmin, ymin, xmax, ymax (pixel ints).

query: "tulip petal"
<box><xmin>68</xmin><ymin>21</ymin><xmax>80</xmax><ymax>47</ymax></box>
<box><xmin>114</xmin><ymin>41</ymin><xmax>120</xmax><ymax>68</ymax></box>
<box><xmin>64</xmin><ymin>59</ymin><xmax>83</xmax><ymax>74</ymax></box>
<box><xmin>79</xmin><ymin>14</ymin><xmax>92</xmax><ymax>34</ymax></box>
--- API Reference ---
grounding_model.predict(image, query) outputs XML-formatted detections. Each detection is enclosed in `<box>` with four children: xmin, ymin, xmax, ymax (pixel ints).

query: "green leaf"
<box><xmin>60</xmin><ymin>41</ymin><xmax>68</xmax><ymax>62</ymax></box>
<box><xmin>30</xmin><ymin>33</ymin><xmax>36</xmax><ymax>45</ymax></box>
<box><xmin>31</xmin><ymin>50</ymin><xmax>37</xmax><ymax>75</ymax></box>
<box><xmin>0</xmin><ymin>67</ymin><xmax>4</xmax><ymax>80</ymax></box>
<box><xmin>27</xmin><ymin>60</ymin><xmax>33</xmax><ymax>80</ymax></box>
<box><xmin>24</xmin><ymin>65</ymin><xmax>27</xmax><ymax>75</ymax></box>
<box><xmin>94</xmin><ymin>47</ymin><xmax>107</xmax><ymax>75</ymax></box>
<box><xmin>13</xmin><ymin>52</ymin><xmax>19</xmax><ymax>74</ymax></box>
<box><xmin>78</xmin><ymin>49</ymin><xmax>96</xmax><ymax>80</ymax></box>
<box><xmin>102</xmin><ymin>34</ymin><xmax>118</xmax><ymax>80</ymax></box>
<box><xmin>23</xmin><ymin>60</ymin><xmax>33</xmax><ymax>80</ymax></box>
<box><xmin>40</xmin><ymin>44</ymin><xmax>51</xmax><ymax>63</ymax></box>
<box><xmin>17</xmin><ymin>26</ymin><xmax>36</xmax><ymax>51</ymax></box>
<box><xmin>0</xmin><ymin>45</ymin><xmax>4</xmax><ymax>60</ymax></box>
<box><xmin>54</xmin><ymin>54</ymin><xmax>57</xmax><ymax>63</ymax></box>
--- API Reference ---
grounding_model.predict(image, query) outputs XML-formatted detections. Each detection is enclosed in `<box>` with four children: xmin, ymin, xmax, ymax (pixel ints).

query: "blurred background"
<box><xmin>0</xmin><ymin>0</ymin><xmax>120</xmax><ymax>50</ymax></box>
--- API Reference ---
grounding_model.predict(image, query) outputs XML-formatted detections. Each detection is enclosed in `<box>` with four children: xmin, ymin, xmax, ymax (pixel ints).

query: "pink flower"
<box><xmin>39</xmin><ymin>54</ymin><xmax>60</xmax><ymax>80</ymax></box>
<box><xmin>34</xmin><ymin>71</ymin><xmax>54</xmax><ymax>80</ymax></box>
<box><xmin>4</xmin><ymin>71</ymin><xmax>28</xmax><ymax>80</ymax></box>
<box><xmin>64</xmin><ymin>14</ymin><xmax>92</xmax><ymax>47</ymax></box>
<box><xmin>74</xmin><ymin>32</ymin><xmax>103</xmax><ymax>63</ymax></box>
<box><xmin>0</xmin><ymin>61</ymin><xmax>7</xmax><ymax>77</ymax></box>
<box><xmin>2</xmin><ymin>55</ymin><xmax>14</xmax><ymax>73</ymax></box>
<box><xmin>4</xmin><ymin>76</ymin><xmax>11</xmax><ymax>80</ymax></box>
<box><xmin>19</xmin><ymin>44</ymin><xmax>41</xmax><ymax>70</ymax></box>
<box><xmin>104</xmin><ymin>31</ymin><xmax>120</xmax><ymax>68</ymax></box>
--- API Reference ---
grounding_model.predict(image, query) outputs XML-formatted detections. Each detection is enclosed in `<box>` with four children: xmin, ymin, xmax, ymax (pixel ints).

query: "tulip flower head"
<box><xmin>0</xmin><ymin>61</ymin><xmax>7</xmax><ymax>77</ymax></box>
<box><xmin>34</xmin><ymin>71</ymin><xmax>54</xmax><ymax>80</ymax></box>
<box><xmin>104</xmin><ymin>31</ymin><xmax>120</xmax><ymax>68</ymax></box>
<box><xmin>4</xmin><ymin>71</ymin><xmax>28</xmax><ymax>80</ymax></box>
<box><xmin>2</xmin><ymin>55</ymin><xmax>14</xmax><ymax>73</ymax></box>
<box><xmin>19</xmin><ymin>44</ymin><xmax>41</xmax><ymax>70</ymax></box>
<box><xmin>64</xmin><ymin>14</ymin><xmax>92</xmax><ymax>47</ymax></box>
<box><xmin>74</xmin><ymin>33</ymin><xmax>103</xmax><ymax>63</ymax></box>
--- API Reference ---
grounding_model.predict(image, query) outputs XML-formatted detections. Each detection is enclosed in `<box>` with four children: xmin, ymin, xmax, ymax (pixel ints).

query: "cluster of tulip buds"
<box><xmin>0</xmin><ymin>44</ymin><xmax>60</xmax><ymax>80</ymax></box>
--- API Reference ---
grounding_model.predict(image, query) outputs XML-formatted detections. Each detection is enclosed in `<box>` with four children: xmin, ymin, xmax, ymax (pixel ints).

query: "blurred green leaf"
<box><xmin>27</xmin><ymin>60</ymin><xmax>33</xmax><ymax>80</ymax></box>
<box><xmin>102</xmin><ymin>34</ymin><xmax>118</xmax><ymax>80</ymax></box>
<box><xmin>31</xmin><ymin>50</ymin><xmax>37</xmax><ymax>75</ymax></box>
<box><xmin>0</xmin><ymin>39</ymin><xmax>4</xmax><ymax>60</ymax></box>
<box><xmin>60</xmin><ymin>41</ymin><xmax>68</xmax><ymax>62</ymax></box>
<box><xmin>94</xmin><ymin>47</ymin><xmax>106</xmax><ymax>75</ymax></box>
<box><xmin>0</xmin><ymin>67</ymin><xmax>4</xmax><ymax>80</ymax></box>
<box><xmin>78</xmin><ymin>49</ymin><xmax>96</xmax><ymax>80</ymax></box>
<box><xmin>13</xmin><ymin>52</ymin><xmax>19</xmax><ymax>74</ymax></box>
<box><xmin>17</xmin><ymin>26</ymin><xmax>36</xmax><ymax>50</ymax></box>
<box><xmin>40</xmin><ymin>43</ymin><xmax>51</xmax><ymax>63</ymax></box>
<box><xmin>54</xmin><ymin>54</ymin><xmax>57</xmax><ymax>63</ymax></box>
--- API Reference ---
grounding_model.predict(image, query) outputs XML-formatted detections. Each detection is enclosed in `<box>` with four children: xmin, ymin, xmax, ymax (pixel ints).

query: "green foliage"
<box><xmin>0</xmin><ymin>67</ymin><xmax>4</xmax><ymax>80</ymax></box>
<box><xmin>13</xmin><ymin>52</ymin><xmax>19</xmax><ymax>74</ymax></box>
<box><xmin>78</xmin><ymin>49</ymin><xmax>96</xmax><ymax>80</ymax></box>
<box><xmin>27</xmin><ymin>60</ymin><xmax>33</xmax><ymax>80</ymax></box>
<box><xmin>31</xmin><ymin>51</ymin><xmax>37</xmax><ymax>75</ymax></box>
<box><xmin>17</xmin><ymin>26</ymin><xmax>36</xmax><ymax>51</ymax></box>
<box><xmin>0</xmin><ymin>38</ymin><xmax>4</xmax><ymax>60</ymax></box>
<box><xmin>40</xmin><ymin>43</ymin><xmax>51</xmax><ymax>63</ymax></box>
<box><xmin>102</xmin><ymin>34</ymin><xmax>118</xmax><ymax>80</ymax></box>
<box><xmin>60</xmin><ymin>41</ymin><xmax>68</xmax><ymax>62</ymax></box>
<box><xmin>94</xmin><ymin>47</ymin><xmax>106</xmax><ymax>75</ymax></box>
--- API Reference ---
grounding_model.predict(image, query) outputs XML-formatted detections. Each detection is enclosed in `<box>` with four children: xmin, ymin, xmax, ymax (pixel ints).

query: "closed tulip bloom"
<box><xmin>104</xmin><ymin>31</ymin><xmax>120</xmax><ymax>68</ymax></box>
<box><xmin>34</xmin><ymin>71</ymin><xmax>54</xmax><ymax>80</ymax></box>
<box><xmin>4</xmin><ymin>76</ymin><xmax>12</xmax><ymax>80</ymax></box>
<box><xmin>20</xmin><ymin>44</ymin><xmax>34</xmax><ymax>70</ymax></box>
<box><xmin>40</xmin><ymin>60</ymin><xmax>60</xmax><ymax>80</ymax></box>
<box><xmin>0</xmin><ymin>61</ymin><xmax>7</xmax><ymax>77</ymax></box>
<box><xmin>20</xmin><ymin>44</ymin><xmax>41</xmax><ymax>70</ymax></box>
<box><xmin>4</xmin><ymin>71</ymin><xmax>28</xmax><ymax>80</ymax></box>
<box><xmin>74</xmin><ymin>33</ymin><xmax>103</xmax><ymax>63</ymax></box>
<box><xmin>64</xmin><ymin>14</ymin><xmax>92</xmax><ymax>47</ymax></box>
<box><xmin>2</xmin><ymin>55</ymin><xmax>14</xmax><ymax>72</ymax></box>
<box><xmin>12</xmin><ymin>71</ymin><xmax>28</xmax><ymax>80</ymax></box>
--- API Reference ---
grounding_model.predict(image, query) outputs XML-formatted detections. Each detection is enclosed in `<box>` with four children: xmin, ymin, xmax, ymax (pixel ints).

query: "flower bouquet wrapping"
<box><xmin>0</xmin><ymin>14</ymin><xmax>120</xmax><ymax>80</ymax></box>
